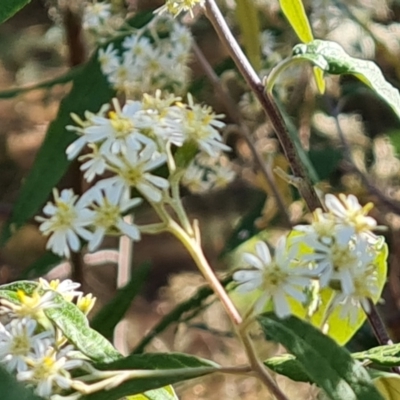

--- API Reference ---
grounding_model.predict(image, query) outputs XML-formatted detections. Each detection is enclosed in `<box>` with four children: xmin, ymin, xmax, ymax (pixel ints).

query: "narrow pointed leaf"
<box><xmin>353</xmin><ymin>343</ymin><xmax>400</xmax><ymax>367</ymax></box>
<box><xmin>279</xmin><ymin>0</ymin><xmax>313</xmax><ymax>43</ymax></box>
<box><xmin>82</xmin><ymin>353</ymin><xmax>218</xmax><ymax>400</ymax></box>
<box><xmin>0</xmin><ymin>0</ymin><xmax>31</xmax><ymax>25</ymax></box>
<box><xmin>292</xmin><ymin>39</ymin><xmax>400</xmax><ymax>121</ymax></box>
<box><xmin>258</xmin><ymin>313</ymin><xmax>384</xmax><ymax>400</ymax></box>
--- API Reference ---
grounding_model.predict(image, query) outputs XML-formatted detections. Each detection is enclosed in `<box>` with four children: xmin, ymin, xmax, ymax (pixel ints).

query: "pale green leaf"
<box><xmin>373</xmin><ymin>374</ymin><xmax>400</xmax><ymax>400</ymax></box>
<box><xmin>236</xmin><ymin>0</ymin><xmax>261</xmax><ymax>70</ymax></box>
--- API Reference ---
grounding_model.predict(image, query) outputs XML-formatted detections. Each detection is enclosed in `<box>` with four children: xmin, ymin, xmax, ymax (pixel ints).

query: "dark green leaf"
<box><xmin>133</xmin><ymin>275</ymin><xmax>233</xmax><ymax>354</ymax></box>
<box><xmin>83</xmin><ymin>353</ymin><xmax>218</xmax><ymax>400</ymax></box>
<box><xmin>308</xmin><ymin>148</ymin><xmax>342</xmax><ymax>181</ymax></box>
<box><xmin>0</xmin><ymin>366</ymin><xmax>43</xmax><ymax>400</ymax></box>
<box><xmin>220</xmin><ymin>191</ymin><xmax>266</xmax><ymax>257</ymax></box>
<box><xmin>1</xmin><ymin>12</ymin><xmax>154</xmax><ymax>245</ymax></box>
<box><xmin>258</xmin><ymin>313</ymin><xmax>384</xmax><ymax>400</ymax></box>
<box><xmin>91</xmin><ymin>263</ymin><xmax>151</xmax><ymax>340</ymax></box>
<box><xmin>0</xmin><ymin>0</ymin><xmax>30</xmax><ymax>25</ymax></box>
<box><xmin>264</xmin><ymin>354</ymin><xmax>311</xmax><ymax>383</ymax></box>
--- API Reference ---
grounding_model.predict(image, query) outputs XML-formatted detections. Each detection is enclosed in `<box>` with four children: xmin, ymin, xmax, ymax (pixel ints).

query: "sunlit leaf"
<box><xmin>279</xmin><ymin>0</ymin><xmax>313</xmax><ymax>43</ymax></box>
<box><xmin>373</xmin><ymin>373</ymin><xmax>400</xmax><ymax>400</ymax></box>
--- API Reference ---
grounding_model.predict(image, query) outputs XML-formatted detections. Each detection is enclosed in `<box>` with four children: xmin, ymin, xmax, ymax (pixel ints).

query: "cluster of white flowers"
<box><xmin>0</xmin><ymin>279</ymin><xmax>93</xmax><ymax>398</ymax></box>
<box><xmin>182</xmin><ymin>153</ymin><xmax>236</xmax><ymax>194</ymax></box>
<box><xmin>98</xmin><ymin>18</ymin><xmax>193</xmax><ymax>96</ymax></box>
<box><xmin>156</xmin><ymin>0</ymin><xmax>206</xmax><ymax>17</ymax></box>
<box><xmin>36</xmin><ymin>92</ymin><xmax>235</xmax><ymax>258</ymax></box>
<box><xmin>234</xmin><ymin>194</ymin><xmax>383</xmax><ymax>322</ymax></box>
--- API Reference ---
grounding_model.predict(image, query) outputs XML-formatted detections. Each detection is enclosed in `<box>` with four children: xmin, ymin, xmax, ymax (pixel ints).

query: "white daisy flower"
<box><xmin>303</xmin><ymin>231</ymin><xmax>375</xmax><ymax>294</ymax></box>
<box><xmin>79</xmin><ymin>146</ymin><xmax>108</xmax><ymax>183</ymax></box>
<box><xmin>17</xmin><ymin>344</ymin><xmax>83</xmax><ymax>398</ymax></box>
<box><xmin>0</xmin><ymin>289</ymin><xmax>58</xmax><ymax>321</ymax></box>
<box><xmin>233</xmin><ymin>238</ymin><xmax>312</xmax><ymax>318</ymax></box>
<box><xmin>82</xmin><ymin>99</ymin><xmax>154</xmax><ymax>156</ymax></box>
<box><xmin>98</xmin><ymin>43</ymin><xmax>120</xmax><ymax>74</ymax></box>
<box><xmin>38</xmin><ymin>279</ymin><xmax>82</xmax><ymax>302</ymax></box>
<box><xmin>81</xmin><ymin>183</ymin><xmax>142</xmax><ymax>251</ymax></box>
<box><xmin>171</xmin><ymin>94</ymin><xmax>230</xmax><ymax>157</ymax></box>
<box><xmin>182</xmin><ymin>162</ymin><xmax>210</xmax><ymax>194</ymax></box>
<box><xmin>101</xmin><ymin>144</ymin><xmax>169</xmax><ymax>203</ymax></box>
<box><xmin>36</xmin><ymin>189</ymin><xmax>93</xmax><ymax>258</ymax></box>
<box><xmin>207</xmin><ymin>164</ymin><xmax>236</xmax><ymax>189</ymax></box>
<box><xmin>83</xmin><ymin>2</ymin><xmax>111</xmax><ymax>29</ymax></box>
<box><xmin>122</xmin><ymin>35</ymin><xmax>152</xmax><ymax>64</ymax></box>
<box><xmin>331</xmin><ymin>263</ymin><xmax>379</xmax><ymax>324</ymax></box>
<box><xmin>0</xmin><ymin>318</ymin><xmax>52</xmax><ymax>373</ymax></box>
<box><xmin>324</xmin><ymin>193</ymin><xmax>377</xmax><ymax>233</ymax></box>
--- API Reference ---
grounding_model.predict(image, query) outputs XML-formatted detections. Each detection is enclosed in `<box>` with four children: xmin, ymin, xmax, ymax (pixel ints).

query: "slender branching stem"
<box><xmin>192</xmin><ymin>41</ymin><xmax>292</xmax><ymax>228</ymax></box>
<box><xmin>204</xmin><ymin>0</ymin><xmax>322</xmax><ymax>213</ymax></box>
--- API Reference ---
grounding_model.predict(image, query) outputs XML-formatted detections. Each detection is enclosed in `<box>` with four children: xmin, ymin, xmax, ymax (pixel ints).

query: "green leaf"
<box><xmin>353</xmin><ymin>343</ymin><xmax>400</xmax><ymax>367</ymax></box>
<box><xmin>18</xmin><ymin>252</ymin><xmax>62</xmax><ymax>280</ymax></box>
<box><xmin>0</xmin><ymin>66</ymin><xmax>83</xmax><ymax>99</ymax></box>
<box><xmin>220</xmin><ymin>191</ymin><xmax>266</xmax><ymax>257</ymax></box>
<box><xmin>0</xmin><ymin>55</ymin><xmax>112</xmax><ymax>245</ymax></box>
<box><xmin>258</xmin><ymin>313</ymin><xmax>384</xmax><ymax>400</ymax></box>
<box><xmin>128</xmin><ymin>387</ymin><xmax>178</xmax><ymax>400</ymax></box>
<box><xmin>264</xmin><ymin>354</ymin><xmax>311</xmax><ymax>383</ymax></box>
<box><xmin>0</xmin><ymin>0</ymin><xmax>31</xmax><ymax>25</ymax></box>
<box><xmin>1</xmin><ymin>11</ymin><xmax>154</xmax><ymax>245</ymax></box>
<box><xmin>0</xmin><ymin>366</ymin><xmax>43</xmax><ymax>400</ymax></box>
<box><xmin>132</xmin><ymin>275</ymin><xmax>233</xmax><ymax>354</ymax></box>
<box><xmin>44</xmin><ymin>292</ymin><xmax>121</xmax><ymax>363</ymax></box>
<box><xmin>291</xmin><ymin>40</ymin><xmax>400</xmax><ymax>121</ymax></box>
<box><xmin>82</xmin><ymin>353</ymin><xmax>218</xmax><ymax>400</ymax></box>
<box><xmin>0</xmin><ymin>281</ymin><xmax>121</xmax><ymax>363</ymax></box>
<box><xmin>279</xmin><ymin>0</ymin><xmax>313</xmax><ymax>43</ymax></box>
<box><xmin>236</xmin><ymin>0</ymin><xmax>261</xmax><ymax>70</ymax></box>
<box><xmin>91</xmin><ymin>263</ymin><xmax>151</xmax><ymax>340</ymax></box>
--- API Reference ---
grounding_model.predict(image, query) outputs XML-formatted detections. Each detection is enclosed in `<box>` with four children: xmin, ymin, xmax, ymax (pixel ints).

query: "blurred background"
<box><xmin>1</xmin><ymin>0</ymin><xmax>400</xmax><ymax>398</ymax></box>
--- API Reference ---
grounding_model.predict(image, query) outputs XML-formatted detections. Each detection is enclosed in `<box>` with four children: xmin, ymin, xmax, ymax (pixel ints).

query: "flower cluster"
<box><xmin>36</xmin><ymin>92</ymin><xmax>235</xmax><ymax>258</ymax></box>
<box><xmin>156</xmin><ymin>0</ymin><xmax>206</xmax><ymax>17</ymax></box>
<box><xmin>234</xmin><ymin>194</ymin><xmax>384</xmax><ymax>322</ymax></box>
<box><xmin>182</xmin><ymin>153</ymin><xmax>236</xmax><ymax>194</ymax></box>
<box><xmin>98</xmin><ymin>18</ymin><xmax>193</xmax><ymax>96</ymax></box>
<box><xmin>0</xmin><ymin>279</ymin><xmax>92</xmax><ymax>398</ymax></box>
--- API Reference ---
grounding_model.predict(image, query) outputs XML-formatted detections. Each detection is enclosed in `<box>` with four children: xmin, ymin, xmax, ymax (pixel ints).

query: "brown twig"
<box><xmin>192</xmin><ymin>41</ymin><xmax>292</xmax><ymax>228</ymax></box>
<box><xmin>204</xmin><ymin>0</ymin><xmax>322</xmax><ymax>213</ymax></box>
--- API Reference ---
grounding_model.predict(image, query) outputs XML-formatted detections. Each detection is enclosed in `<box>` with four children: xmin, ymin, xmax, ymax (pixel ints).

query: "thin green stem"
<box><xmin>166</xmin><ymin>218</ymin><xmax>243</xmax><ymax>325</ymax></box>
